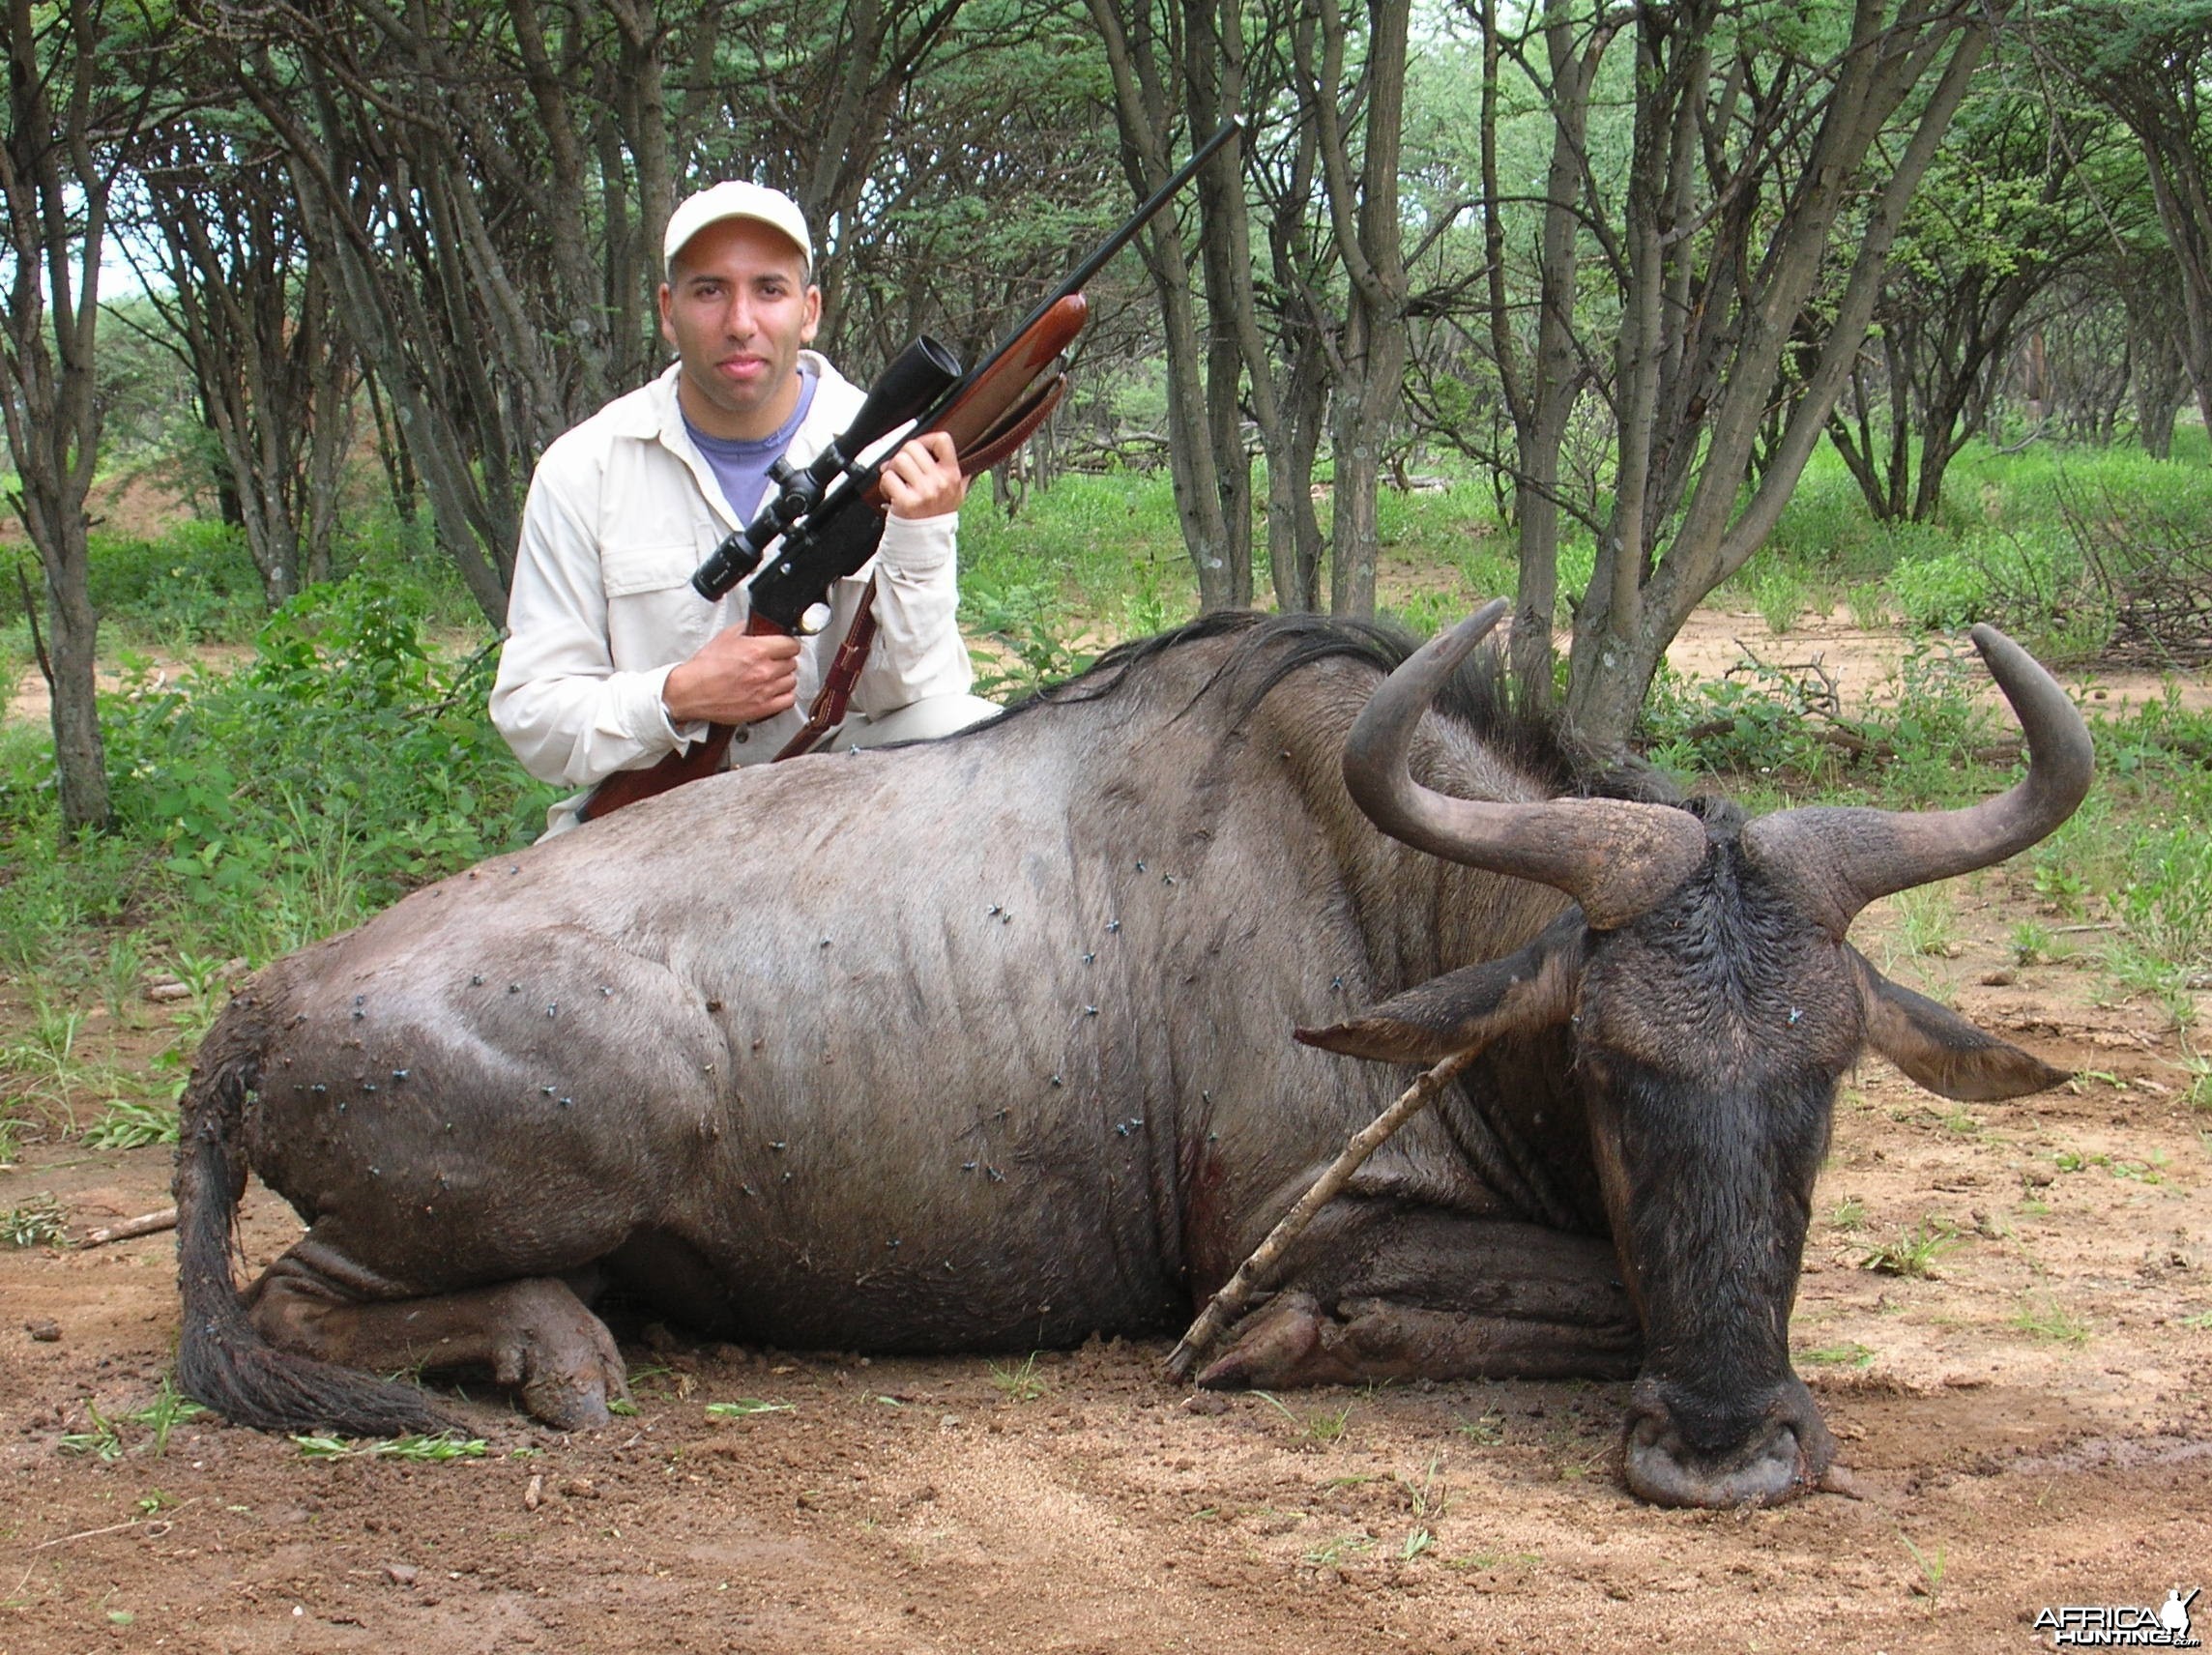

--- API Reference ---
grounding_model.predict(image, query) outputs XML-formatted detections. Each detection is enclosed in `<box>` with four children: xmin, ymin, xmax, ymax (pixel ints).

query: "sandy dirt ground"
<box><xmin>2</xmin><ymin>611</ymin><xmax>2208</xmax><ymax>1654</ymax></box>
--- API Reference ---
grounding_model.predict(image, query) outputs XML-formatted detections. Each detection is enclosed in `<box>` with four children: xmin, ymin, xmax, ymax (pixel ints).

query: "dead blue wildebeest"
<box><xmin>174</xmin><ymin>603</ymin><xmax>2090</xmax><ymax>1507</ymax></box>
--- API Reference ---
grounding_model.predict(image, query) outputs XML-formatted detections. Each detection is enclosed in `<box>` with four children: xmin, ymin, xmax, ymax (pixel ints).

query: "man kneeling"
<box><xmin>492</xmin><ymin>180</ymin><xmax>997</xmax><ymax>838</ymax></box>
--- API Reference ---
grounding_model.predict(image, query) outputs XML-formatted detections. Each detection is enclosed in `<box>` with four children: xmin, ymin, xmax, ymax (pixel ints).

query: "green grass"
<box><xmin>1301</xmin><ymin>1531</ymin><xmax>1376</xmax><ymax>1568</ymax></box>
<box><xmin>1859</xmin><ymin>1218</ymin><xmax>1961</xmax><ymax>1278</ymax></box>
<box><xmin>1901</xmin><ymin>1530</ymin><xmax>1948</xmax><ymax>1611</ymax></box>
<box><xmin>1255</xmin><ymin>1389</ymin><xmax>1354</xmax><ymax>1446</ymax></box>
<box><xmin>1399</xmin><ymin>1457</ymin><xmax>1450</xmax><ymax>1521</ymax></box>
<box><xmin>1</xmin><ymin>573</ymin><xmax>553</xmax><ymax>1007</ymax></box>
<box><xmin>704</xmin><ymin>1398</ymin><xmax>795</xmax><ymax>1418</ymax></box>
<box><xmin>1892</xmin><ymin>887</ymin><xmax>1958</xmax><ymax>960</ymax></box>
<box><xmin>290</xmin><ymin>1433</ymin><xmax>488</xmax><ymax>1460</ymax></box>
<box><xmin>1761</xmin><ymin>437</ymin><xmax>2212</xmax><ymax>759</ymax></box>
<box><xmin>0</xmin><ymin>1000</ymin><xmax>110</xmax><ymax>1129</ymax></box>
<box><xmin>82</xmin><ymin>1098</ymin><xmax>180</xmax><ymax>1150</ymax></box>
<box><xmin>1798</xmin><ymin>1341</ymin><xmax>1877</xmax><ymax>1368</ymax></box>
<box><xmin>988</xmin><ymin>1352</ymin><xmax>1048</xmax><ymax>1402</ymax></box>
<box><xmin>123</xmin><ymin>1379</ymin><xmax>209</xmax><ymax>1454</ymax></box>
<box><xmin>59</xmin><ymin>1404</ymin><xmax>125</xmax><ymax>1462</ymax></box>
<box><xmin>2010</xmin><ymin>1294</ymin><xmax>2090</xmax><ymax>1347</ymax></box>
<box><xmin>961</xmin><ymin>471</ymin><xmax>1191</xmax><ymax>644</ymax></box>
<box><xmin>1453</xmin><ymin>1409</ymin><xmax>1505</xmax><ymax>1445</ymax></box>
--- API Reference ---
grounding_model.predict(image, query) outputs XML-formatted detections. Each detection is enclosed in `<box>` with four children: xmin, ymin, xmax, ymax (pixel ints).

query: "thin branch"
<box><xmin>1164</xmin><ymin>1043</ymin><xmax>1485</xmax><ymax>1381</ymax></box>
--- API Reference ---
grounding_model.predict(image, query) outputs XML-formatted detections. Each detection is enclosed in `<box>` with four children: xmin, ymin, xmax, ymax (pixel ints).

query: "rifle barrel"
<box><xmin>913</xmin><ymin>119</ymin><xmax>1242</xmax><ymax>430</ymax></box>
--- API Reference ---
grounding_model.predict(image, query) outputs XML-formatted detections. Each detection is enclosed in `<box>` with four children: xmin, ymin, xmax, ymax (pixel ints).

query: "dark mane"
<box><xmin>997</xmin><ymin>609</ymin><xmax>1672</xmax><ymax>804</ymax></box>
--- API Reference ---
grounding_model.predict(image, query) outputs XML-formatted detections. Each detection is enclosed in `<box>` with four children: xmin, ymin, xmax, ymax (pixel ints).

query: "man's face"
<box><xmin>658</xmin><ymin>216</ymin><xmax>821</xmax><ymax>441</ymax></box>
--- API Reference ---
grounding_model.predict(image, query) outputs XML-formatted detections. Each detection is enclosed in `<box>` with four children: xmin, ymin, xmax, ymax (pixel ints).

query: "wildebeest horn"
<box><xmin>1743</xmin><ymin>624</ymin><xmax>2093</xmax><ymax>939</ymax></box>
<box><xmin>1342</xmin><ymin>603</ymin><xmax>1708</xmax><ymax>930</ymax></box>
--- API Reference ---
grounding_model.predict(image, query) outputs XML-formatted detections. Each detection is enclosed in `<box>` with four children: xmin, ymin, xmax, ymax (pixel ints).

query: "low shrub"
<box><xmin>87</xmin><ymin>520</ymin><xmax>265</xmax><ymax>644</ymax></box>
<box><xmin>91</xmin><ymin>577</ymin><xmax>550</xmax><ymax>960</ymax></box>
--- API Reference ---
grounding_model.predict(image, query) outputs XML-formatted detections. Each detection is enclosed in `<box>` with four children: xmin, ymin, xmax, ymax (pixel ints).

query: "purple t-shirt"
<box><xmin>684</xmin><ymin>370</ymin><xmax>820</xmax><ymax>524</ymax></box>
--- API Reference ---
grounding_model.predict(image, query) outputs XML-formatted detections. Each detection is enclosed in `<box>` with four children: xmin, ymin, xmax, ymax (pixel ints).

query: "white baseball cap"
<box><xmin>662</xmin><ymin>181</ymin><xmax>813</xmax><ymax>276</ymax></box>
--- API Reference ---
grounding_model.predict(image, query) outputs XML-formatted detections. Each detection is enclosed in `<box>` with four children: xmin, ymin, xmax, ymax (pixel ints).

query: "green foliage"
<box><xmin>1</xmin><ymin>567</ymin><xmax>552</xmax><ymax>1000</ymax></box>
<box><xmin>59</xmin><ymin>1404</ymin><xmax>125</xmax><ymax>1461</ymax></box>
<box><xmin>988</xmin><ymin>1352</ymin><xmax>1048</xmax><ymax>1402</ymax></box>
<box><xmin>2011</xmin><ymin>1294</ymin><xmax>2091</xmax><ymax>1347</ymax></box>
<box><xmin>1893</xmin><ymin>887</ymin><xmax>1957</xmax><ymax>959</ymax></box>
<box><xmin>0</xmin><ymin>758</ymin><xmax>146</xmax><ymax>959</ymax></box>
<box><xmin>3</xmin><ymin>1193</ymin><xmax>68</xmax><ymax>1248</ymax></box>
<box><xmin>1862</xmin><ymin>645</ymin><xmax>1999</xmax><ymax>808</ymax></box>
<box><xmin>2109</xmin><ymin>824</ymin><xmax>2212</xmax><ymax>970</ymax></box>
<box><xmin>1887</xmin><ymin>526</ymin><xmax>2108</xmax><ymax>659</ymax></box>
<box><xmin>87</xmin><ymin>299</ymin><xmax>204</xmax><ymax>471</ymax></box>
<box><xmin>123</xmin><ymin>1379</ymin><xmax>210</xmax><ymax>1455</ymax></box>
<box><xmin>960</xmin><ymin>472</ymin><xmax>1187</xmax><ymax>626</ymax></box>
<box><xmin>1876</xmin><ymin>444</ymin><xmax>2212</xmax><ymax>659</ymax></box>
<box><xmin>1255</xmin><ymin>1389</ymin><xmax>1354</xmax><ymax>1447</ymax></box>
<box><xmin>1639</xmin><ymin>657</ymin><xmax>1838</xmax><ymax>783</ymax></box>
<box><xmin>963</xmin><ymin>573</ymin><xmax>1096</xmax><ymax>701</ymax></box>
<box><xmin>0</xmin><ymin>996</ymin><xmax>142</xmax><ymax>1130</ymax></box>
<box><xmin>94</xmin><ymin>578</ymin><xmax>550</xmax><ymax>958</ymax></box>
<box><xmin>83</xmin><ymin>1098</ymin><xmax>180</xmax><ymax>1150</ymax></box>
<box><xmin>1797</xmin><ymin>1341</ymin><xmax>1876</xmax><ymax>1368</ymax></box>
<box><xmin>88</xmin><ymin>522</ymin><xmax>266</xmax><ymax>646</ymax></box>
<box><xmin>1767</xmin><ymin>450</ymin><xmax>1951</xmax><ymax>581</ymax></box>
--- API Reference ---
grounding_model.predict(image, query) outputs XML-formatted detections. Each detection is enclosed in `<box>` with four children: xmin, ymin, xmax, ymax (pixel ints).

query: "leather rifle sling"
<box><xmin>767</xmin><ymin>377</ymin><xmax>1068</xmax><ymax>764</ymax></box>
<box><xmin>771</xmin><ymin>585</ymin><xmax>882</xmax><ymax>761</ymax></box>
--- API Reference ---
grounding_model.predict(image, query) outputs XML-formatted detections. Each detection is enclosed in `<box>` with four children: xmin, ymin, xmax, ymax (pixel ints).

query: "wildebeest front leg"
<box><xmin>1195</xmin><ymin>1209</ymin><xmax>1638</xmax><ymax>1389</ymax></box>
<box><xmin>246</xmin><ymin>1246</ymin><xmax>630</xmax><ymax>1432</ymax></box>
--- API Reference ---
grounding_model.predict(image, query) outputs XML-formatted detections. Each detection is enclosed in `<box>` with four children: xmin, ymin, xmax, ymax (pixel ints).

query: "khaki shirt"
<box><xmin>490</xmin><ymin>353</ymin><xmax>972</xmax><ymax>792</ymax></box>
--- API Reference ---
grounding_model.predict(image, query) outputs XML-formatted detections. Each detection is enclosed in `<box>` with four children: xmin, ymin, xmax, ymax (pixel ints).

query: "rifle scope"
<box><xmin>690</xmin><ymin>334</ymin><xmax>963</xmax><ymax>602</ymax></box>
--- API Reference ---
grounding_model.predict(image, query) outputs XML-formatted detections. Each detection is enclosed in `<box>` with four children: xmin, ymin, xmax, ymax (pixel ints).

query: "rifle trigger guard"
<box><xmin>792</xmin><ymin>600</ymin><xmax>835</xmax><ymax>637</ymax></box>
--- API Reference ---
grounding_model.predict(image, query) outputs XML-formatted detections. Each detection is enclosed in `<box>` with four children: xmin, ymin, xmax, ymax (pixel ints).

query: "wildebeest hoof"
<box><xmin>1195</xmin><ymin>1292</ymin><xmax>1328</xmax><ymax>1388</ymax></box>
<box><xmin>483</xmin><ymin>1280</ymin><xmax>631</xmax><ymax>1432</ymax></box>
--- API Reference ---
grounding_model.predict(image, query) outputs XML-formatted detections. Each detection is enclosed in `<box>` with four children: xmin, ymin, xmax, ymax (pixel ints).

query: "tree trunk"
<box><xmin>2127</xmin><ymin>282</ymin><xmax>2189</xmax><ymax>458</ymax></box>
<box><xmin>1484</xmin><ymin>0</ymin><xmax>1614</xmax><ymax>705</ymax></box>
<box><xmin>1088</xmin><ymin>0</ymin><xmax>1250</xmax><ymax>612</ymax></box>
<box><xmin>1300</xmin><ymin>0</ymin><xmax>1411</xmax><ymax>620</ymax></box>
<box><xmin>0</xmin><ymin>0</ymin><xmax>136</xmax><ymax>835</ymax></box>
<box><xmin>1564</xmin><ymin>3</ymin><xmax>1992</xmax><ymax>753</ymax></box>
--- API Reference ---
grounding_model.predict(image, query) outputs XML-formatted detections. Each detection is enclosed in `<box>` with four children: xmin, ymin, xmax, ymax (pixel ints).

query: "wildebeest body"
<box><xmin>178</xmin><ymin>610</ymin><xmax>2086</xmax><ymax>1505</ymax></box>
<box><xmin>217</xmin><ymin>624</ymin><xmax>1587</xmax><ymax>1352</ymax></box>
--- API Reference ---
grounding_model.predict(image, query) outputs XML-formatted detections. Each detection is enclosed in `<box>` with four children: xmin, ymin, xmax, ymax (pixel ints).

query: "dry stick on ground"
<box><xmin>79</xmin><ymin>1207</ymin><xmax>178</xmax><ymax>1247</ymax></box>
<box><xmin>1163</xmin><ymin>1044</ymin><xmax>1487</xmax><ymax>1382</ymax></box>
<box><xmin>32</xmin><ymin>1498</ymin><xmax>199</xmax><ymax>1551</ymax></box>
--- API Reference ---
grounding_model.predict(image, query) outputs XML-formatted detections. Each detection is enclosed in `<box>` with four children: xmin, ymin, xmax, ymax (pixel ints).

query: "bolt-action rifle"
<box><xmin>577</xmin><ymin>120</ymin><xmax>1241</xmax><ymax>825</ymax></box>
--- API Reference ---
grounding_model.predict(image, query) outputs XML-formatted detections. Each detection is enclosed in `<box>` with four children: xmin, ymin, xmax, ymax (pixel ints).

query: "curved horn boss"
<box><xmin>1743</xmin><ymin>624</ymin><xmax>2094</xmax><ymax>936</ymax></box>
<box><xmin>1339</xmin><ymin>603</ymin><xmax>1708</xmax><ymax>930</ymax></box>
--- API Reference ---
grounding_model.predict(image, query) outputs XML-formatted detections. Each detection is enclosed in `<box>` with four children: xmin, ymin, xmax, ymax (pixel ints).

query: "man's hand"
<box><xmin>876</xmin><ymin>429</ymin><xmax>968</xmax><ymax>520</ymax></box>
<box><xmin>662</xmin><ymin>628</ymin><xmax>800</xmax><ymax>726</ymax></box>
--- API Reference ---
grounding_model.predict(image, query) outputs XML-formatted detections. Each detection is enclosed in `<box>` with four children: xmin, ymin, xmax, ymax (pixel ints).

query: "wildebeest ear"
<box><xmin>1297</xmin><ymin>913</ymin><xmax>1585</xmax><ymax>1065</ymax></box>
<box><xmin>1848</xmin><ymin>946</ymin><xmax>2071</xmax><ymax>1101</ymax></box>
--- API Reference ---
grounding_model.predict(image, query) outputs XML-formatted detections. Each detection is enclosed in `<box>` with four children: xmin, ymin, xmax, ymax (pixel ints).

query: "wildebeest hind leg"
<box><xmin>1196</xmin><ymin>1211</ymin><xmax>1639</xmax><ymax>1389</ymax></box>
<box><xmin>246</xmin><ymin>1248</ymin><xmax>630</xmax><ymax>1432</ymax></box>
